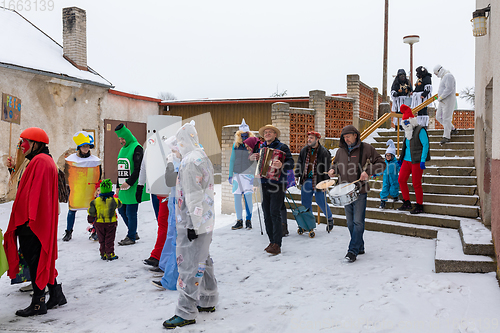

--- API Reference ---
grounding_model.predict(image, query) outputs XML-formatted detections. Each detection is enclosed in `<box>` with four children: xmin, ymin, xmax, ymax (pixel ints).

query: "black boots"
<box><xmin>231</xmin><ymin>220</ymin><xmax>243</xmax><ymax>230</ymax></box>
<box><xmin>398</xmin><ymin>200</ymin><xmax>413</xmax><ymax>211</ymax></box>
<box><xmin>410</xmin><ymin>204</ymin><xmax>424</xmax><ymax>215</ymax></box>
<box><xmin>245</xmin><ymin>220</ymin><xmax>252</xmax><ymax>230</ymax></box>
<box><xmin>16</xmin><ymin>295</ymin><xmax>47</xmax><ymax>317</ymax></box>
<box><xmin>62</xmin><ymin>230</ymin><xmax>73</xmax><ymax>241</ymax></box>
<box><xmin>46</xmin><ymin>283</ymin><xmax>67</xmax><ymax>309</ymax></box>
<box><xmin>326</xmin><ymin>218</ymin><xmax>334</xmax><ymax>233</ymax></box>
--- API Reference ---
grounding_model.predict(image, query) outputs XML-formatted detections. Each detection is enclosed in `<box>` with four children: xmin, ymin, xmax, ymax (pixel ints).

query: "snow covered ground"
<box><xmin>1</xmin><ymin>185</ymin><xmax>500</xmax><ymax>333</ymax></box>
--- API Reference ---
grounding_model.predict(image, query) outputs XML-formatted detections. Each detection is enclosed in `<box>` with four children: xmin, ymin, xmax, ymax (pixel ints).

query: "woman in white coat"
<box><xmin>434</xmin><ymin>64</ymin><xmax>458</xmax><ymax>144</ymax></box>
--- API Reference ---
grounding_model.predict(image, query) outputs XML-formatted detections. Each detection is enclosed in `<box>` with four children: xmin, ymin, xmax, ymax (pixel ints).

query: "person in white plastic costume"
<box><xmin>433</xmin><ymin>64</ymin><xmax>458</xmax><ymax>145</ymax></box>
<box><xmin>163</xmin><ymin>121</ymin><xmax>218</xmax><ymax>329</ymax></box>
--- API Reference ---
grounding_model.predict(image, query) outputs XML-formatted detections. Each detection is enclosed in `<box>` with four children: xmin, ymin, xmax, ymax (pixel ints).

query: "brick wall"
<box><xmin>289</xmin><ymin>110</ymin><xmax>315</xmax><ymax>154</ymax></box>
<box><xmin>435</xmin><ymin>110</ymin><xmax>475</xmax><ymax>129</ymax></box>
<box><xmin>325</xmin><ymin>97</ymin><xmax>353</xmax><ymax>138</ymax></box>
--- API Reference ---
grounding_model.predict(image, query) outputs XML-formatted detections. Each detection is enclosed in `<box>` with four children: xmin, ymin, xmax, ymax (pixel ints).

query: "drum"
<box><xmin>316</xmin><ymin>179</ymin><xmax>336</xmax><ymax>190</ymax></box>
<box><xmin>255</xmin><ymin>147</ymin><xmax>285</xmax><ymax>181</ymax></box>
<box><xmin>327</xmin><ymin>183</ymin><xmax>358</xmax><ymax>206</ymax></box>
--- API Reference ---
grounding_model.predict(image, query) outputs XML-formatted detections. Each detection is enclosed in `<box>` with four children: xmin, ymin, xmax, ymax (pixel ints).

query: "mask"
<box><xmin>241</xmin><ymin>133</ymin><xmax>249</xmax><ymax>141</ymax></box>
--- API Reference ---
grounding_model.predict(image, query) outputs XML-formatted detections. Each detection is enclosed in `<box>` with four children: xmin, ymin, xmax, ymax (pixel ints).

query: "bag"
<box><xmin>285</xmin><ymin>191</ymin><xmax>316</xmax><ymax>232</ymax></box>
<box><xmin>58</xmin><ymin>169</ymin><xmax>70</xmax><ymax>203</ymax></box>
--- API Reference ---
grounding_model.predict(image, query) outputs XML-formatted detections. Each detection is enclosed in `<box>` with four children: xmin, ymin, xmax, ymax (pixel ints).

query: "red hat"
<box><xmin>20</xmin><ymin>127</ymin><xmax>49</xmax><ymax>144</ymax></box>
<box><xmin>400</xmin><ymin>104</ymin><xmax>414</xmax><ymax>120</ymax></box>
<box><xmin>307</xmin><ymin>131</ymin><xmax>321</xmax><ymax>139</ymax></box>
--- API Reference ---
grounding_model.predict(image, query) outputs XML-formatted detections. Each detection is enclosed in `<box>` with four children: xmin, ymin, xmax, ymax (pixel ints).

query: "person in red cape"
<box><xmin>3</xmin><ymin>127</ymin><xmax>67</xmax><ymax>317</ymax></box>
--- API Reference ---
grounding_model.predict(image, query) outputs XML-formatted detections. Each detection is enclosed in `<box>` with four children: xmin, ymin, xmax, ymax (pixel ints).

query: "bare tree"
<box><xmin>158</xmin><ymin>92</ymin><xmax>177</xmax><ymax>100</ymax></box>
<box><xmin>459</xmin><ymin>87</ymin><xmax>475</xmax><ymax>108</ymax></box>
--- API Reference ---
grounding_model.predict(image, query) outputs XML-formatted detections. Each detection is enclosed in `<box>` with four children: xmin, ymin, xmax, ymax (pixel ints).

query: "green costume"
<box><xmin>0</xmin><ymin>229</ymin><xmax>9</xmax><ymax>277</ymax></box>
<box><xmin>115</xmin><ymin>125</ymin><xmax>150</xmax><ymax>204</ymax></box>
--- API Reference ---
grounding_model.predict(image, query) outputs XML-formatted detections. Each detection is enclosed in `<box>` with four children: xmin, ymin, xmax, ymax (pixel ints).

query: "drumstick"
<box><xmin>340</xmin><ymin>179</ymin><xmax>362</xmax><ymax>189</ymax></box>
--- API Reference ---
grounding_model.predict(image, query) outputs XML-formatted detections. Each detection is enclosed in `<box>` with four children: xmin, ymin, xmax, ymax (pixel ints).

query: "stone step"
<box><xmin>460</xmin><ymin>220</ymin><xmax>495</xmax><ymax>256</ymax></box>
<box><xmin>287</xmin><ymin>193</ymin><xmax>460</xmax><ymax>229</ymax></box>
<box><xmin>419</xmin><ymin>158</ymin><xmax>474</xmax><ymax>167</ymax></box>
<box><xmin>368</xmin><ymin>189</ymin><xmax>479</xmax><ymax>206</ymax></box>
<box><xmin>368</xmin><ymin>180</ymin><xmax>477</xmax><ymax>195</ymax></box>
<box><xmin>423</xmin><ymin>166</ymin><xmax>476</xmax><ymax>176</ymax></box>
<box><xmin>374</xmin><ymin>135</ymin><xmax>474</xmax><ymax>143</ymax></box>
<box><xmin>434</xmin><ymin>229</ymin><xmax>496</xmax><ymax>273</ymax></box>
<box><xmin>371</xmin><ymin>141</ymin><xmax>475</xmax><ymax>150</ymax></box>
<box><xmin>377</xmin><ymin>129</ymin><xmax>475</xmax><ymax>136</ymax></box>
<box><xmin>375</xmin><ymin>148</ymin><xmax>474</xmax><ymax>157</ymax></box>
<box><xmin>370</xmin><ymin>175</ymin><xmax>477</xmax><ymax>186</ymax></box>
<box><xmin>286</xmin><ymin>211</ymin><xmax>439</xmax><ymax>239</ymax></box>
<box><xmin>365</xmin><ymin>197</ymin><xmax>479</xmax><ymax>219</ymax></box>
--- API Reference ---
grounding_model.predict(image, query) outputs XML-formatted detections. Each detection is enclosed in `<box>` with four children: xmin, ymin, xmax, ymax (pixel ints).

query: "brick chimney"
<box><xmin>62</xmin><ymin>7</ymin><xmax>87</xmax><ymax>71</ymax></box>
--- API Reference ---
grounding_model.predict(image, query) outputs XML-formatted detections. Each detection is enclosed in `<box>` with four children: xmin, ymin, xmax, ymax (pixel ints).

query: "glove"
<box><xmin>420</xmin><ymin>162</ymin><xmax>426</xmax><ymax>170</ymax></box>
<box><xmin>165</xmin><ymin>162</ymin><xmax>177</xmax><ymax>187</ymax></box>
<box><xmin>228</xmin><ymin>177</ymin><xmax>233</xmax><ymax>185</ymax></box>
<box><xmin>398</xmin><ymin>160</ymin><xmax>403</xmax><ymax>167</ymax></box>
<box><xmin>87</xmin><ymin>215</ymin><xmax>96</xmax><ymax>224</ymax></box>
<box><xmin>135</xmin><ymin>184</ymin><xmax>144</xmax><ymax>203</ymax></box>
<box><xmin>187</xmin><ymin>228</ymin><xmax>198</xmax><ymax>242</ymax></box>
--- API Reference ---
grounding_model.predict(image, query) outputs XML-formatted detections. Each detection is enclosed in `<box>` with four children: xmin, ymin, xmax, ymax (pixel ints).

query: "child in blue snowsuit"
<box><xmin>377</xmin><ymin>139</ymin><xmax>400</xmax><ymax>209</ymax></box>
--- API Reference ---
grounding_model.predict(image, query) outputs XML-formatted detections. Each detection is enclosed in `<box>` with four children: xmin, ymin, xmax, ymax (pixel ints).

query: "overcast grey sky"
<box><xmin>18</xmin><ymin>0</ymin><xmax>476</xmax><ymax>108</ymax></box>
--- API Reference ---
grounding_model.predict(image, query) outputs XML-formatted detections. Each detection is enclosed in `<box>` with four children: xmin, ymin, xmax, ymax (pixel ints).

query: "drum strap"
<box><xmin>357</xmin><ymin>142</ymin><xmax>364</xmax><ymax>180</ymax></box>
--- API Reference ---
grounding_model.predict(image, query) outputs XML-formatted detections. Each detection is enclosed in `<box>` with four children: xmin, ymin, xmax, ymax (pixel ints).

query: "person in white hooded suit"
<box><xmin>163</xmin><ymin>121</ymin><xmax>218</xmax><ymax>329</ymax></box>
<box><xmin>433</xmin><ymin>64</ymin><xmax>458</xmax><ymax>144</ymax></box>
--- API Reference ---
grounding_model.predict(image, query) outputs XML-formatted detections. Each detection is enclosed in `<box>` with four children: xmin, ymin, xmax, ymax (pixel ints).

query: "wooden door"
<box><xmin>103</xmin><ymin>119</ymin><xmax>147</xmax><ymax>182</ymax></box>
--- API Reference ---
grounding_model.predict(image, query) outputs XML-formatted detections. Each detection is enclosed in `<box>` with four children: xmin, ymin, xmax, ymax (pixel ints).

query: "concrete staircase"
<box><xmin>287</xmin><ymin>129</ymin><xmax>496</xmax><ymax>273</ymax></box>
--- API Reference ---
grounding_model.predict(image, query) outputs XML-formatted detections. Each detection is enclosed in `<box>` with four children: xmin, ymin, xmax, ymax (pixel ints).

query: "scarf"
<box><xmin>303</xmin><ymin>146</ymin><xmax>319</xmax><ymax>190</ymax></box>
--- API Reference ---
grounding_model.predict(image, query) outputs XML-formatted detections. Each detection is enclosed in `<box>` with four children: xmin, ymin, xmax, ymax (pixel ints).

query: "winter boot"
<box><xmin>392</xmin><ymin>195</ymin><xmax>400</xmax><ymax>203</ymax></box>
<box><xmin>345</xmin><ymin>252</ymin><xmax>356</xmax><ymax>263</ymax></box>
<box><xmin>245</xmin><ymin>220</ymin><xmax>252</xmax><ymax>230</ymax></box>
<box><xmin>118</xmin><ymin>236</ymin><xmax>135</xmax><ymax>246</ymax></box>
<box><xmin>326</xmin><ymin>218</ymin><xmax>334</xmax><ymax>233</ymax></box>
<box><xmin>440</xmin><ymin>137</ymin><xmax>450</xmax><ymax>145</ymax></box>
<box><xmin>451</xmin><ymin>128</ymin><xmax>459</xmax><ymax>135</ymax></box>
<box><xmin>282</xmin><ymin>222</ymin><xmax>289</xmax><ymax>237</ymax></box>
<box><xmin>15</xmin><ymin>295</ymin><xmax>47</xmax><ymax>317</ymax></box>
<box><xmin>231</xmin><ymin>219</ymin><xmax>243</xmax><ymax>230</ymax></box>
<box><xmin>163</xmin><ymin>315</ymin><xmax>196</xmax><ymax>329</ymax></box>
<box><xmin>267</xmin><ymin>243</ymin><xmax>281</xmax><ymax>255</ymax></box>
<box><xmin>46</xmin><ymin>284</ymin><xmax>67</xmax><ymax>310</ymax></box>
<box><xmin>62</xmin><ymin>230</ymin><xmax>73</xmax><ymax>242</ymax></box>
<box><xmin>143</xmin><ymin>257</ymin><xmax>159</xmax><ymax>267</ymax></box>
<box><xmin>410</xmin><ymin>204</ymin><xmax>424</xmax><ymax>215</ymax></box>
<box><xmin>379</xmin><ymin>201</ymin><xmax>386</xmax><ymax>209</ymax></box>
<box><xmin>107</xmin><ymin>253</ymin><xmax>119</xmax><ymax>261</ymax></box>
<box><xmin>264</xmin><ymin>243</ymin><xmax>273</xmax><ymax>252</ymax></box>
<box><xmin>398</xmin><ymin>200</ymin><xmax>413</xmax><ymax>211</ymax></box>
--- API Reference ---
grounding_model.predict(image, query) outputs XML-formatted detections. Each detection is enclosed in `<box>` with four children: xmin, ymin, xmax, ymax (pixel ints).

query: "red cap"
<box><xmin>20</xmin><ymin>127</ymin><xmax>49</xmax><ymax>144</ymax></box>
<box><xmin>307</xmin><ymin>131</ymin><xmax>321</xmax><ymax>139</ymax></box>
<box><xmin>400</xmin><ymin>104</ymin><xmax>414</xmax><ymax>120</ymax></box>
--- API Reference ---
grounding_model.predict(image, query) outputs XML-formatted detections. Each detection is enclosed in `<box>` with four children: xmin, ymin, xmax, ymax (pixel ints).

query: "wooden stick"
<box><xmin>340</xmin><ymin>179</ymin><xmax>362</xmax><ymax>188</ymax></box>
<box><xmin>9</xmin><ymin>122</ymin><xmax>12</xmax><ymax>158</ymax></box>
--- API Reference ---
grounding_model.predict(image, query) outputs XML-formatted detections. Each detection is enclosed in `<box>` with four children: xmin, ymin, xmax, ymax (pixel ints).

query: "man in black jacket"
<box><xmin>295</xmin><ymin>131</ymin><xmax>334</xmax><ymax>232</ymax></box>
<box><xmin>256</xmin><ymin>124</ymin><xmax>294</xmax><ymax>255</ymax></box>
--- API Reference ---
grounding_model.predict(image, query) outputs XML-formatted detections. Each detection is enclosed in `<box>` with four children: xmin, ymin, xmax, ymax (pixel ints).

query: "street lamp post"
<box><xmin>403</xmin><ymin>35</ymin><xmax>420</xmax><ymax>87</ymax></box>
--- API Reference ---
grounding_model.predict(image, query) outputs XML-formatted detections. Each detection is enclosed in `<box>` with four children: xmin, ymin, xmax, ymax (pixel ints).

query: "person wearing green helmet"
<box><xmin>114</xmin><ymin>123</ymin><xmax>149</xmax><ymax>245</ymax></box>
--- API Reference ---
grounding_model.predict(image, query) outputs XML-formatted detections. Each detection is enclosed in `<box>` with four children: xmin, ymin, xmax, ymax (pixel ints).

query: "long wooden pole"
<box><xmin>9</xmin><ymin>122</ymin><xmax>12</xmax><ymax>158</ymax></box>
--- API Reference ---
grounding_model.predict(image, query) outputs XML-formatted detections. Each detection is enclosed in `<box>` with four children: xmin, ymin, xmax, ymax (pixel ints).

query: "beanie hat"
<box><xmin>243</xmin><ymin>136</ymin><xmax>260</xmax><ymax>150</ymax></box>
<box><xmin>400</xmin><ymin>104</ymin><xmax>414</xmax><ymax>120</ymax></box>
<box><xmin>239</xmin><ymin>118</ymin><xmax>250</xmax><ymax>132</ymax></box>
<box><xmin>385</xmin><ymin>139</ymin><xmax>396</xmax><ymax>156</ymax></box>
<box><xmin>100</xmin><ymin>179</ymin><xmax>113</xmax><ymax>194</ymax></box>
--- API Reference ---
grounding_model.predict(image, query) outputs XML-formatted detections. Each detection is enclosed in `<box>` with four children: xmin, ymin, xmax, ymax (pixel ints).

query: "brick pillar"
<box><xmin>63</xmin><ymin>7</ymin><xmax>87</xmax><ymax>70</ymax></box>
<box><xmin>309</xmin><ymin>90</ymin><xmax>326</xmax><ymax>143</ymax></box>
<box><xmin>372</xmin><ymin>87</ymin><xmax>379</xmax><ymax>121</ymax></box>
<box><xmin>271</xmin><ymin>102</ymin><xmax>290</xmax><ymax>145</ymax></box>
<box><xmin>347</xmin><ymin>74</ymin><xmax>360</xmax><ymax>129</ymax></box>
<box><xmin>221</xmin><ymin>125</ymin><xmax>239</xmax><ymax>215</ymax></box>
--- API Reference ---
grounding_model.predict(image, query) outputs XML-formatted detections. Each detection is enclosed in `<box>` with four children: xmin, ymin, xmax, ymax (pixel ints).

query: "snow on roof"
<box><xmin>0</xmin><ymin>8</ymin><xmax>112</xmax><ymax>87</ymax></box>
